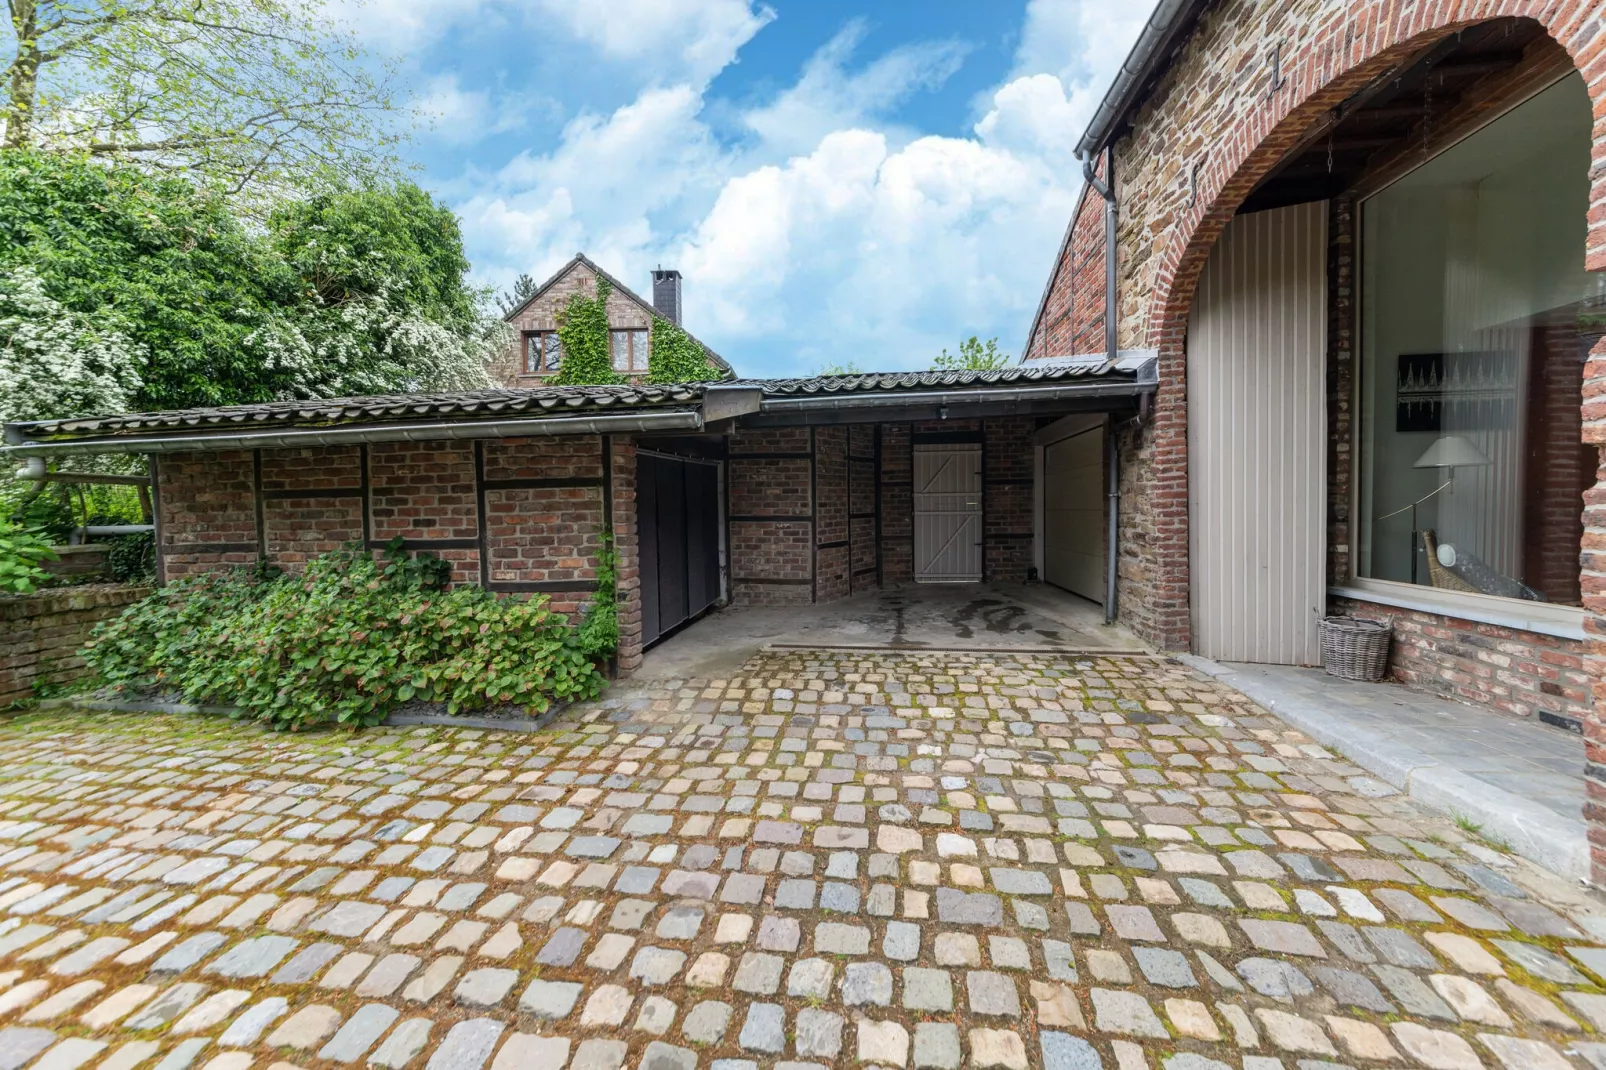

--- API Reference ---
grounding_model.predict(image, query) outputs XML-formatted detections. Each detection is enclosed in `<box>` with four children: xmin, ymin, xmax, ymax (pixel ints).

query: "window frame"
<box><xmin>1343</xmin><ymin>72</ymin><xmax>1591</xmax><ymax>637</ymax></box>
<box><xmin>609</xmin><ymin>327</ymin><xmax>651</xmax><ymax>374</ymax></box>
<box><xmin>521</xmin><ymin>330</ymin><xmax>562</xmax><ymax>376</ymax></box>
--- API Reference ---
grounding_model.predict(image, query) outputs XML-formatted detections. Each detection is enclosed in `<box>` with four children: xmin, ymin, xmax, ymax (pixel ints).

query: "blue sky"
<box><xmin>333</xmin><ymin>0</ymin><xmax>1148</xmax><ymax>377</ymax></box>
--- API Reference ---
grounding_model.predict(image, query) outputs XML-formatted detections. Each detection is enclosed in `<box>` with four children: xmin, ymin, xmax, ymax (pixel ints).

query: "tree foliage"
<box><xmin>934</xmin><ymin>336</ymin><xmax>1011</xmax><ymax>371</ymax></box>
<box><xmin>0</xmin><ymin>150</ymin><xmax>493</xmax><ymax>418</ymax></box>
<box><xmin>2</xmin><ymin>0</ymin><xmax>403</xmax><ymax>209</ymax></box>
<box><xmin>553</xmin><ymin>276</ymin><xmax>622</xmax><ymax>386</ymax></box>
<box><xmin>647</xmin><ymin>314</ymin><xmax>717</xmax><ymax>383</ymax></box>
<box><xmin>498</xmin><ymin>273</ymin><xmax>537</xmax><ymax>316</ymax></box>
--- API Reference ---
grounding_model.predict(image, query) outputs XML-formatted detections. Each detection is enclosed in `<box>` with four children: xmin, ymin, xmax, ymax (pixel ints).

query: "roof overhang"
<box><xmin>2</xmin><ymin>409</ymin><xmax>704</xmax><ymax>457</ymax></box>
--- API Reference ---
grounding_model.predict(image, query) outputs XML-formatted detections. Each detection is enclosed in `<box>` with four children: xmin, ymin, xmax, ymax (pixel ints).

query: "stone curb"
<box><xmin>28</xmin><ymin>696</ymin><xmax>566</xmax><ymax>734</ymax></box>
<box><xmin>1177</xmin><ymin>654</ymin><xmax>1590</xmax><ymax>884</ymax></box>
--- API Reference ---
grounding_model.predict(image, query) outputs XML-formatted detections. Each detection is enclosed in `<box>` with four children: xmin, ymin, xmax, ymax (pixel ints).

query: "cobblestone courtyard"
<box><xmin>0</xmin><ymin>651</ymin><xmax>1602</xmax><ymax>1070</ymax></box>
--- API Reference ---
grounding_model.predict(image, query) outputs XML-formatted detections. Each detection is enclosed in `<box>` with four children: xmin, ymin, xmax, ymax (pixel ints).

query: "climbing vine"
<box><xmin>554</xmin><ymin>277</ymin><xmax>622</xmax><ymax>385</ymax></box>
<box><xmin>647</xmin><ymin>314</ymin><xmax>717</xmax><ymax>383</ymax></box>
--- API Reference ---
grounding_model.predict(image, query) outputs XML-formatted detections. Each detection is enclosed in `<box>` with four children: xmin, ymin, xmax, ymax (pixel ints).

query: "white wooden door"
<box><xmin>1043</xmin><ymin>427</ymin><xmax>1105</xmax><ymax>602</ymax></box>
<box><xmin>914</xmin><ymin>444</ymin><xmax>982</xmax><ymax>581</ymax></box>
<box><xmin>1188</xmin><ymin>201</ymin><xmax>1327</xmax><ymax>664</ymax></box>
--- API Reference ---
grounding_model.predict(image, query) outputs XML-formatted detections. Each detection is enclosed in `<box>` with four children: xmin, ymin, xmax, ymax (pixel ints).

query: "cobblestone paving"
<box><xmin>0</xmin><ymin>652</ymin><xmax>1603</xmax><ymax>1070</ymax></box>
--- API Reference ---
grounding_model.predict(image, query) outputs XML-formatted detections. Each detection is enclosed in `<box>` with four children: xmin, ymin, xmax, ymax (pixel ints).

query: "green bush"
<box><xmin>105</xmin><ymin>532</ymin><xmax>156</xmax><ymax>585</ymax></box>
<box><xmin>647</xmin><ymin>314</ymin><xmax>718</xmax><ymax>383</ymax></box>
<box><xmin>0</xmin><ymin>521</ymin><xmax>57</xmax><ymax>594</ymax></box>
<box><xmin>82</xmin><ymin>539</ymin><xmax>610</xmax><ymax>730</ymax></box>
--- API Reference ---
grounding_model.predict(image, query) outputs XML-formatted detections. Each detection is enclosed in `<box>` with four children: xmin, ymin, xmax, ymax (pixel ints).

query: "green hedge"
<box><xmin>82</xmin><ymin>539</ymin><xmax>612</xmax><ymax>729</ymax></box>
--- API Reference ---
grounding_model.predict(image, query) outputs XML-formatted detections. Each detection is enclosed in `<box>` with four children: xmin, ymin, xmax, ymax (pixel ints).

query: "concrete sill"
<box><xmin>1329</xmin><ymin>583</ymin><xmax>1588</xmax><ymax>642</ymax></box>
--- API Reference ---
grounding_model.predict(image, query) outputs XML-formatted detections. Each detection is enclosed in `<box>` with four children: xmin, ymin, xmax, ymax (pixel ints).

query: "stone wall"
<box><xmin>0</xmin><ymin>585</ymin><xmax>149</xmax><ymax>706</ymax></box>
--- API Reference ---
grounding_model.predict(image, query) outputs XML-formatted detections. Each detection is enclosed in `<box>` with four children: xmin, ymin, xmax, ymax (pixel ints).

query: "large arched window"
<box><xmin>1356</xmin><ymin>72</ymin><xmax>1601</xmax><ymax>617</ymax></box>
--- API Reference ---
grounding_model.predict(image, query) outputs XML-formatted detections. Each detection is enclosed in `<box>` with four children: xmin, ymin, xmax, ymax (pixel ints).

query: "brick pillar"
<box><xmin>610</xmin><ymin>436</ymin><xmax>643</xmax><ymax>675</ymax></box>
<box><xmin>1581</xmin><ymin>334</ymin><xmax>1606</xmax><ymax>885</ymax></box>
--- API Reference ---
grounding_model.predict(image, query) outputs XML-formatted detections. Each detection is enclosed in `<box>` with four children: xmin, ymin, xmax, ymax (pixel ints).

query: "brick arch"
<box><xmin>1131</xmin><ymin>3</ymin><xmax>1606</xmax><ymax>654</ymax></box>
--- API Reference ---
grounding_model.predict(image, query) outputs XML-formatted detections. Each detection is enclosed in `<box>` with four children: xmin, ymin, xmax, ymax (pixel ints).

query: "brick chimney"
<box><xmin>651</xmin><ymin>268</ymin><xmax>682</xmax><ymax>324</ymax></box>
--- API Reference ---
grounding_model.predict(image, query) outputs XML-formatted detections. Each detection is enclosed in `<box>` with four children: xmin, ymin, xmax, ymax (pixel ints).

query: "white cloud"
<box><xmin>529</xmin><ymin>0</ymin><xmax>776</xmax><ymax>85</ymax></box>
<box><xmin>324</xmin><ymin>0</ymin><xmax>495</xmax><ymax>50</ymax></box>
<box><xmin>744</xmin><ymin>22</ymin><xmax>968</xmax><ymax>157</ymax></box>
<box><xmin>451</xmin><ymin>0</ymin><xmax>1148</xmax><ymax>372</ymax></box>
<box><xmin>411</xmin><ymin>74</ymin><xmax>544</xmax><ymax>144</ymax></box>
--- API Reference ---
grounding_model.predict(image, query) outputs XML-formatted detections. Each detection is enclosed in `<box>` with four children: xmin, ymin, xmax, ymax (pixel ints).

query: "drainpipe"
<box><xmin>1084</xmin><ymin>147</ymin><xmax>1121</xmax><ymax>625</ymax></box>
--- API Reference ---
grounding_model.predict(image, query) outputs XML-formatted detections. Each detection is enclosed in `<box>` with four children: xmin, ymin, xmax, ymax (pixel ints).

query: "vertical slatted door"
<box><xmin>1188</xmin><ymin>201</ymin><xmax>1328</xmax><ymax>664</ymax></box>
<box><xmin>638</xmin><ymin>451</ymin><xmax>723</xmax><ymax>647</ymax></box>
<box><xmin>913</xmin><ymin>444</ymin><xmax>982</xmax><ymax>581</ymax></box>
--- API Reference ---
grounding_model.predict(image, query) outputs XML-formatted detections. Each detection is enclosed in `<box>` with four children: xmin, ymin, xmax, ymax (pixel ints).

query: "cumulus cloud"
<box><xmin>412</xmin><ymin>74</ymin><xmax>551</xmax><ymax>144</ymax></box>
<box><xmin>529</xmin><ymin>0</ymin><xmax>776</xmax><ymax>85</ymax></box>
<box><xmin>451</xmin><ymin>0</ymin><xmax>1147</xmax><ymax>373</ymax></box>
<box><xmin>743</xmin><ymin>22</ymin><xmax>969</xmax><ymax>157</ymax></box>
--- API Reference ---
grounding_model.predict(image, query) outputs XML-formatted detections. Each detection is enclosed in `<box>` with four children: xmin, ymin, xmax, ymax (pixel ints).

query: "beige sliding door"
<box><xmin>1188</xmin><ymin>201</ymin><xmax>1327</xmax><ymax>664</ymax></box>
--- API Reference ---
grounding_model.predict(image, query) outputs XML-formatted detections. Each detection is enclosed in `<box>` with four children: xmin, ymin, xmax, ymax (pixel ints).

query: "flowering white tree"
<box><xmin>0</xmin><ymin>266</ymin><xmax>143</xmax><ymax>425</ymax></box>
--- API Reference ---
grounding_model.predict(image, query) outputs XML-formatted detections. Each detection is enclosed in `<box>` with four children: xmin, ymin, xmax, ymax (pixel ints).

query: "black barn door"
<box><xmin>638</xmin><ymin>451</ymin><xmax>721</xmax><ymax>647</ymax></box>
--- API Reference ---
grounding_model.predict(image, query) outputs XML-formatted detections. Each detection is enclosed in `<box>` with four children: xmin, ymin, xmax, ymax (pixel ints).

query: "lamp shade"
<box><xmin>1412</xmin><ymin>434</ymin><xmax>1492</xmax><ymax>469</ymax></box>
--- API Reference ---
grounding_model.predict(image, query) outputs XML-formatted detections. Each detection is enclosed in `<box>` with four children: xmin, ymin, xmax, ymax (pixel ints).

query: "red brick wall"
<box><xmin>728</xmin><ymin>428</ymin><xmax>814</xmax><ymax>606</ymax></box>
<box><xmin>984</xmin><ymin>417</ymin><xmax>1035</xmax><ymax>582</ymax></box>
<box><xmin>815</xmin><ymin>427</ymin><xmax>850</xmax><ymax>603</ymax></box>
<box><xmin>152</xmin><ymin>433</ymin><xmax>643</xmax><ymax>671</ymax></box>
<box><xmin>850</xmin><ymin>425</ymin><xmax>878</xmax><ymax>592</ymax></box>
<box><xmin>0</xmin><ymin>586</ymin><xmax>150</xmax><ymax>706</ymax></box>
<box><xmin>482</xmin><ymin>437</ymin><xmax>608</xmax><ymax>616</ymax></box>
<box><xmin>1025</xmin><ymin>165</ymin><xmax>1108</xmax><ymax>361</ymax></box>
<box><xmin>610</xmin><ymin>437</ymin><xmax>642</xmax><ymax>673</ymax></box>
<box><xmin>1332</xmin><ymin>595</ymin><xmax>1592</xmax><ymax>727</ymax></box>
<box><xmin>879</xmin><ymin>424</ymin><xmax>913</xmax><ymax>586</ymax></box>
<box><xmin>155</xmin><ymin>451</ymin><xmax>259</xmax><ymax>581</ymax></box>
<box><xmin>494</xmin><ymin>259</ymin><xmax>656</xmax><ymax>386</ymax></box>
<box><xmin>261</xmin><ymin>446</ymin><xmax>366</xmax><ymax>570</ymax></box>
<box><xmin>1524</xmin><ymin>320</ymin><xmax>1595</xmax><ymax>605</ymax></box>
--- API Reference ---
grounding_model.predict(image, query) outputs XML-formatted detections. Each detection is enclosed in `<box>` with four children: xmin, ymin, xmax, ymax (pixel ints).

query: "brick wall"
<box><xmin>154</xmin><ymin>434</ymin><xmax>639</xmax><ymax>667</ymax></box>
<box><xmin>261</xmin><ymin>446</ymin><xmax>366</xmax><ymax>571</ymax></box>
<box><xmin>1025</xmin><ymin>162</ymin><xmax>1108</xmax><ymax>361</ymax></box>
<box><xmin>850</xmin><ymin>425</ymin><xmax>878</xmax><ymax>592</ymax></box>
<box><xmin>154</xmin><ymin>451</ymin><xmax>259</xmax><ymax>581</ymax></box>
<box><xmin>728</xmin><ymin>428</ymin><xmax>814</xmax><ymax>606</ymax></box>
<box><xmin>879</xmin><ymin>424</ymin><xmax>913</xmax><ymax>586</ymax></box>
<box><xmin>984</xmin><ymin>417</ymin><xmax>1035</xmax><ymax>582</ymax></box>
<box><xmin>1023</xmin><ymin>0</ymin><xmax>1606</xmax><ymax>656</ymax></box>
<box><xmin>1332</xmin><ymin>595</ymin><xmax>1592</xmax><ymax>728</ymax></box>
<box><xmin>610</xmin><ymin>437</ymin><xmax>643</xmax><ymax>674</ymax></box>
<box><xmin>493</xmin><ymin>260</ymin><xmax>655</xmax><ymax>386</ymax></box>
<box><xmin>0</xmin><ymin>586</ymin><xmax>150</xmax><ymax>706</ymax></box>
<box><xmin>815</xmin><ymin>427</ymin><xmax>851</xmax><ymax>603</ymax></box>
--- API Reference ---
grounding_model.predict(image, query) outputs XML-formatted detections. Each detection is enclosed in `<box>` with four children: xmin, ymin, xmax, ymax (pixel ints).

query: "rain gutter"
<box><xmin>2</xmin><ymin>409</ymin><xmax>704</xmax><ymax>458</ymax></box>
<box><xmin>1074</xmin><ymin>0</ymin><xmax>1205</xmax><ymax>159</ymax></box>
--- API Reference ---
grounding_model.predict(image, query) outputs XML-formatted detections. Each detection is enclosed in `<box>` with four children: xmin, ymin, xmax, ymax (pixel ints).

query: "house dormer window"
<box><xmin>523</xmin><ymin>331</ymin><xmax>562</xmax><ymax>374</ymax></box>
<box><xmin>611</xmin><ymin>328</ymin><xmax>649</xmax><ymax>373</ymax></box>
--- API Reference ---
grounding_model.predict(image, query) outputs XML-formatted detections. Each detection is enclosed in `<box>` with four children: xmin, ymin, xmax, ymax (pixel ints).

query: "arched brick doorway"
<box><xmin>1115</xmin><ymin>5</ymin><xmax>1606</xmax><ymax>879</ymax></box>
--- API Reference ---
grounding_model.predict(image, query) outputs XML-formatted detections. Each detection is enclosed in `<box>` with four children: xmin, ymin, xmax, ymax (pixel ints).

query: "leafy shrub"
<box><xmin>647</xmin><ymin>314</ymin><xmax>718</xmax><ymax>383</ymax></box>
<box><xmin>83</xmin><ymin>539</ymin><xmax>609</xmax><ymax>730</ymax></box>
<box><xmin>554</xmin><ymin>277</ymin><xmax>622</xmax><ymax>385</ymax></box>
<box><xmin>105</xmin><ymin>532</ymin><xmax>157</xmax><ymax>584</ymax></box>
<box><xmin>0</xmin><ymin>521</ymin><xmax>57</xmax><ymax>594</ymax></box>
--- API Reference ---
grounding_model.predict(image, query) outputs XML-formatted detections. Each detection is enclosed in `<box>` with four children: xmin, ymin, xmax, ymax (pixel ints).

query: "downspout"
<box><xmin>1084</xmin><ymin>147</ymin><xmax>1121</xmax><ymax>625</ymax></box>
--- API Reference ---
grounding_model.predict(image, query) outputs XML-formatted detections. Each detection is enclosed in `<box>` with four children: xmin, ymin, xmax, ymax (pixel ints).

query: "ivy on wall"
<box><xmin>554</xmin><ymin>277</ymin><xmax>623</xmax><ymax>385</ymax></box>
<box><xmin>647</xmin><ymin>314</ymin><xmax>717</xmax><ymax>383</ymax></box>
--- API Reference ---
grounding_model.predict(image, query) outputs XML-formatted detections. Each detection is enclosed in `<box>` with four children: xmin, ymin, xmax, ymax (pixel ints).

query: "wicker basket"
<box><xmin>1319</xmin><ymin>616</ymin><xmax>1391</xmax><ymax>682</ymax></box>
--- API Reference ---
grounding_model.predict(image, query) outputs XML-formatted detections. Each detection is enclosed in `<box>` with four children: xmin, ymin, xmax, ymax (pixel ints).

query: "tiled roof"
<box><xmin>735</xmin><ymin>361</ymin><xmax>1131</xmax><ymax>395</ymax></box>
<box><xmin>7</xmin><ymin>361</ymin><xmax>1144</xmax><ymax>445</ymax></box>
<box><xmin>9</xmin><ymin>384</ymin><xmax>703</xmax><ymax>442</ymax></box>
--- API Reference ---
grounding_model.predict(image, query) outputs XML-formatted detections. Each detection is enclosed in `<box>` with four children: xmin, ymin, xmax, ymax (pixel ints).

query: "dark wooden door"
<box><xmin>638</xmin><ymin>451</ymin><xmax>721</xmax><ymax>647</ymax></box>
